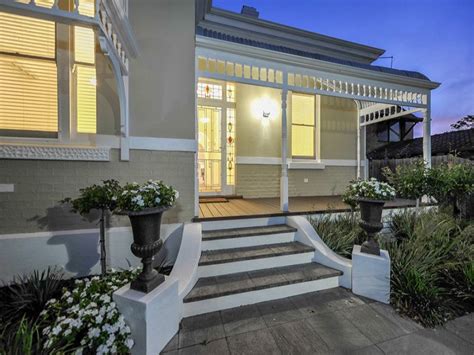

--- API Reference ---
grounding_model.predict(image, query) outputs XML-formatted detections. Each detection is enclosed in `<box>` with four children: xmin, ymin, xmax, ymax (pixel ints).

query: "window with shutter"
<box><xmin>0</xmin><ymin>12</ymin><xmax>57</xmax><ymax>138</ymax></box>
<box><xmin>74</xmin><ymin>26</ymin><xmax>96</xmax><ymax>134</ymax></box>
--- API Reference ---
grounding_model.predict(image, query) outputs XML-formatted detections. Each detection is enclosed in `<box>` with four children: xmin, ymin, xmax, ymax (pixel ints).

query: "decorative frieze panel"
<box><xmin>0</xmin><ymin>144</ymin><xmax>110</xmax><ymax>161</ymax></box>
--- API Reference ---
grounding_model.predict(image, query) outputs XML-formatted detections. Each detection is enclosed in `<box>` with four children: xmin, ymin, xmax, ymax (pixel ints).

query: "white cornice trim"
<box><xmin>237</xmin><ymin>156</ymin><xmax>282</xmax><ymax>165</ymax></box>
<box><xmin>196</xmin><ymin>36</ymin><xmax>440</xmax><ymax>90</ymax></box>
<box><xmin>0</xmin><ymin>144</ymin><xmax>110</xmax><ymax>161</ymax></box>
<box><xmin>0</xmin><ymin>184</ymin><xmax>14</xmax><ymax>192</ymax></box>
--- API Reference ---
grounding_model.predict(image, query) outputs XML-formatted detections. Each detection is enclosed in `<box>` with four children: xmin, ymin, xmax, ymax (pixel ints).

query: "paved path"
<box><xmin>162</xmin><ymin>288</ymin><xmax>474</xmax><ymax>354</ymax></box>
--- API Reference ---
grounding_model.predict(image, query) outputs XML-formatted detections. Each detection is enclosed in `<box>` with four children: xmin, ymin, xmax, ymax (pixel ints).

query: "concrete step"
<box><xmin>197</xmin><ymin>242</ymin><xmax>315</xmax><ymax>278</ymax></box>
<box><xmin>202</xmin><ymin>224</ymin><xmax>297</xmax><ymax>250</ymax></box>
<box><xmin>183</xmin><ymin>263</ymin><xmax>342</xmax><ymax>316</ymax></box>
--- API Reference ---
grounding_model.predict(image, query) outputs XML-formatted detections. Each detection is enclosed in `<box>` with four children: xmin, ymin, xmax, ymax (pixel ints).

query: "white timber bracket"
<box><xmin>0</xmin><ymin>0</ymin><xmax>138</xmax><ymax>161</ymax></box>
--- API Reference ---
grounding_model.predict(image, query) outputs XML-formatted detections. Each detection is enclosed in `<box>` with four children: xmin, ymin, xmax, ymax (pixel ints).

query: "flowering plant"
<box><xmin>41</xmin><ymin>268</ymin><xmax>140</xmax><ymax>354</ymax></box>
<box><xmin>116</xmin><ymin>180</ymin><xmax>179</xmax><ymax>213</ymax></box>
<box><xmin>342</xmin><ymin>178</ymin><xmax>396</xmax><ymax>209</ymax></box>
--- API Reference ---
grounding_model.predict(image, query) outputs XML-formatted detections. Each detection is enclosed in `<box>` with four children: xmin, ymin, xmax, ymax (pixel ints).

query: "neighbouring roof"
<box><xmin>196</xmin><ymin>26</ymin><xmax>432</xmax><ymax>82</ymax></box>
<box><xmin>368</xmin><ymin>128</ymin><xmax>474</xmax><ymax>160</ymax></box>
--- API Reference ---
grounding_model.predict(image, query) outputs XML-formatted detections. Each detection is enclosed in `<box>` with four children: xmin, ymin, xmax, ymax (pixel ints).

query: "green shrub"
<box><xmin>309</xmin><ymin>213</ymin><xmax>365</xmax><ymax>258</ymax></box>
<box><xmin>388</xmin><ymin>209</ymin><xmax>417</xmax><ymax>242</ymax></box>
<box><xmin>0</xmin><ymin>267</ymin><xmax>64</xmax><ymax>325</ymax></box>
<box><xmin>0</xmin><ymin>317</ymin><xmax>43</xmax><ymax>355</ymax></box>
<box><xmin>383</xmin><ymin>160</ymin><xmax>427</xmax><ymax>202</ymax></box>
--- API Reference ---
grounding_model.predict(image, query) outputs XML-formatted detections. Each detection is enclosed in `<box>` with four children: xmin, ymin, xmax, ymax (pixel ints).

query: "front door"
<box><xmin>198</xmin><ymin>105</ymin><xmax>222</xmax><ymax>193</ymax></box>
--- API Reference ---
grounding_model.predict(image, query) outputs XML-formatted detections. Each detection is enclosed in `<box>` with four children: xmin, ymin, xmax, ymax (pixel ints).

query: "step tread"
<box><xmin>199</xmin><ymin>242</ymin><xmax>314</xmax><ymax>266</ymax></box>
<box><xmin>202</xmin><ymin>224</ymin><xmax>297</xmax><ymax>241</ymax></box>
<box><xmin>184</xmin><ymin>262</ymin><xmax>342</xmax><ymax>303</ymax></box>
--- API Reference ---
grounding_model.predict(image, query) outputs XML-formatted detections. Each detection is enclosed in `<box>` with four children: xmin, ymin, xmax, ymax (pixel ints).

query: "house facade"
<box><xmin>0</xmin><ymin>1</ymin><xmax>438</xmax><ymax>237</ymax></box>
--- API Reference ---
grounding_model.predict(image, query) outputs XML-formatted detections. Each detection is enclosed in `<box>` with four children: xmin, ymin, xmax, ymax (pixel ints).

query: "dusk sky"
<box><xmin>213</xmin><ymin>0</ymin><xmax>474</xmax><ymax>137</ymax></box>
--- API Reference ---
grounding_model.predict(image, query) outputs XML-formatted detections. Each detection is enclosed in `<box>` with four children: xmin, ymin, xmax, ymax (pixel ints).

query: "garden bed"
<box><xmin>310</xmin><ymin>208</ymin><xmax>474</xmax><ymax>327</ymax></box>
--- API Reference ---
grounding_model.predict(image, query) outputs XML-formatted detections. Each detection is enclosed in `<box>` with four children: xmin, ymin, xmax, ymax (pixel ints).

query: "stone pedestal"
<box><xmin>352</xmin><ymin>245</ymin><xmax>390</xmax><ymax>304</ymax></box>
<box><xmin>114</xmin><ymin>279</ymin><xmax>180</xmax><ymax>355</ymax></box>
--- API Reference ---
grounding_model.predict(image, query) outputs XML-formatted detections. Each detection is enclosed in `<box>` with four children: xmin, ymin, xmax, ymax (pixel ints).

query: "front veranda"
<box><xmin>195</xmin><ymin>40</ymin><xmax>438</xmax><ymax>218</ymax></box>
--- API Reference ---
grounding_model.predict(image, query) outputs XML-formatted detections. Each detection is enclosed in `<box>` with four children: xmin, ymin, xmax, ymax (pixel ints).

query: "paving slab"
<box><xmin>269</xmin><ymin>319</ymin><xmax>330</xmax><ymax>354</ymax></box>
<box><xmin>215</xmin><ymin>272</ymin><xmax>256</xmax><ymax>295</ymax></box>
<box><xmin>305</xmin><ymin>310</ymin><xmax>373</xmax><ymax>351</ymax></box>
<box><xmin>178</xmin><ymin>311</ymin><xmax>225</xmax><ymax>348</ymax></box>
<box><xmin>444</xmin><ymin>313</ymin><xmax>474</xmax><ymax>345</ymax></box>
<box><xmin>226</xmin><ymin>328</ymin><xmax>282</xmax><ymax>355</ymax></box>
<box><xmin>178</xmin><ymin>338</ymin><xmax>230</xmax><ymax>355</ymax></box>
<box><xmin>378</xmin><ymin>327</ymin><xmax>474</xmax><ymax>355</ymax></box>
<box><xmin>290</xmin><ymin>287</ymin><xmax>364</xmax><ymax>316</ymax></box>
<box><xmin>369</xmin><ymin>302</ymin><xmax>423</xmax><ymax>334</ymax></box>
<box><xmin>257</xmin><ymin>297</ymin><xmax>306</xmax><ymax>327</ymax></box>
<box><xmin>161</xmin><ymin>333</ymin><xmax>179</xmax><ymax>353</ymax></box>
<box><xmin>343</xmin><ymin>304</ymin><xmax>408</xmax><ymax>343</ymax></box>
<box><xmin>220</xmin><ymin>304</ymin><xmax>267</xmax><ymax>336</ymax></box>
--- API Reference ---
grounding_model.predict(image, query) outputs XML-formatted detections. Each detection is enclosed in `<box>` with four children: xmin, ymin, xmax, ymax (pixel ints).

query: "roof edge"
<box><xmin>208</xmin><ymin>6</ymin><xmax>386</xmax><ymax>61</ymax></box>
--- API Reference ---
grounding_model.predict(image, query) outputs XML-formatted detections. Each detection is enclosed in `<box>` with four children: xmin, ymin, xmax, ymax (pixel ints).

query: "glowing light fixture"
<box><xmin>251</xmin><ymin>97</ymin><xmax>278</xmax><ymax>123</ymax></box>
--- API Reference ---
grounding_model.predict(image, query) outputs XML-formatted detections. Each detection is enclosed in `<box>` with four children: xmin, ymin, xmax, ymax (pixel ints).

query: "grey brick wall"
<box><xmin>235</xmin><ymin>164</ymin><xmax>355</xmax><ymax>198</ymax></box>
<box><xmin>0</xmin><ymin>149</ymin><xmax>195</xmax><ymax>234</ymax></box>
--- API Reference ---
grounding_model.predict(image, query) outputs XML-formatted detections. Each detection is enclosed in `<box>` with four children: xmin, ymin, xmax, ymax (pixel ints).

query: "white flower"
<box><xmin>88</xmin><ymin>327</ymin><xmax>101</xmax><ymax>338</ymax></box>
<box><xmin>66</xmin><ymin>297</ymin><xmax>73</xmax><ymax>304</ymax></box>
<box><xmin>155</xmin><ymin>197</ymin><xmax>161</xmax><ymax>204</ymax></box>
<box><xmin>96</xmin><ymin>314</ymin><xmax>104</xmax><ymax>324</ymax></box>
<box><xmin>47</xmin><ymin>298</ymin><xmax>57</xmax><ymax>305</ymax></box>
<box><xmin>100</xmin><ymin>295</ymin><xmax>111</xmax><ymax>303</ymax></box>
<box><xmin>126</xmin><ymin>338</ymin><xmax>134</xmax><ymax>349</ymax></box>
<box><xmin>64</xmin><ymin>329</ymin><xmax>72</xmax><ymax>336</ymax></box>
<box><xmin>96</xmin><ymin>344</ymin><xmax>109</xmax><ymax>354</ymax></box>
<box><xmin>52</xmin><ymin>325</ymin><xmax>61</xmax><ymax>336</ymax></box>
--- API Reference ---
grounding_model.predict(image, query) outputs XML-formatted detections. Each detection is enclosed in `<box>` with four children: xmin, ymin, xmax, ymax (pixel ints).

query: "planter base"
<box><xmin>131</xmin><ymin>272</ymin><xmax>165</xmax><ymax>293</ymax></box>
<box><xmin>361</xmin><ymin>239</ymin><xmax>380</xmax><ymax>256</ymax></box>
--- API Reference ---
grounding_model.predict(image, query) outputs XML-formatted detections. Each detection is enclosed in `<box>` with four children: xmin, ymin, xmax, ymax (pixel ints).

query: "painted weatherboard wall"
<box><xmin>233</xmin><ymin>84</ymin><xmax>359</xmax><ymax>197</ymax></box>
<box><xmin>128</xmin><ymin>0</ymin><xmax>195</xmax><ymax>139</ymax></box>
<box><xmin>0</xmin><ymin>149</ymin><xmax>194</xmax><ymax>234</ymax></box>
<box><xmin>235</xmin><ymin>83</ymin><xmax>282</xmax><ymax>158</ymax></box>
<box><xmin>319</xmin><ymin>96</ymin><xmax>359</xmax><ymax>159</ymax></box>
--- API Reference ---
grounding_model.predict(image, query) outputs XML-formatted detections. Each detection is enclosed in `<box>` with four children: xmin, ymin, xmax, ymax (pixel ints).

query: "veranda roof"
<box><xmin>196</xmin><ymin>26</ymin><xmax>432</xmax><ymax>82</ymax></box>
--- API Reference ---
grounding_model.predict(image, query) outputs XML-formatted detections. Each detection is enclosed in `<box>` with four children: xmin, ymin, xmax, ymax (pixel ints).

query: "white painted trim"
<box><xmin>183</xmin><ymin>276</ymin><xmax>339</xmax><ymax>317</ymax></box>
<box><xmin>236</xmin><ymin>156</ymin><xmax>282</xmax><ymax>165</ymax></box>
<box><xmin>0</xmin><ymin>184</ymin><xmax>14</xmax><ymax>192</ymax></box>
<box><xmin>129</xmin><ymin>137</ymin><xmax>197</xmax><ymax>152</ymax></box>
<box><xmin>200</xmin><ymin>216</ymin><xmax>286</xmax><ymax>231</ymax></box>
<box><xmin>0</xmin><ymin>144</ymin><xmax>110</xmax><ymax>161</ymax></box>
<box><xmin>236</xmin><ymin>156</ymin><xmax>365</xmax><ymax>167</ymax></box>
<box><xmin>287</xmin><ymin>216</ymin><xmax>352</xmax><ymax>288</ymax></box>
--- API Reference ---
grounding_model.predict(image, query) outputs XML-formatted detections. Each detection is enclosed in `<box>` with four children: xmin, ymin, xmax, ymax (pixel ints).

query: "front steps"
<box><xmin>183</xmin><ymin>218</ymin><xmax>343</xmax><ymax>317</ymax></box>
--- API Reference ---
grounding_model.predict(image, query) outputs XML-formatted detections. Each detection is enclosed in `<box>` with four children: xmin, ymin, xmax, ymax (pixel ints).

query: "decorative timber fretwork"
<box><xmin>359</xmin><ymin>103</ymin><xmax>424</xmax><ymax>127</ymax></box>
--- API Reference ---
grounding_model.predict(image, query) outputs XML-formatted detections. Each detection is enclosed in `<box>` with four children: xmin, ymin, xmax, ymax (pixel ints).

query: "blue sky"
<box><xmin>213</xmin><ymin>0</ymin><xmax>474</xmax><ymax>137</ymax></box>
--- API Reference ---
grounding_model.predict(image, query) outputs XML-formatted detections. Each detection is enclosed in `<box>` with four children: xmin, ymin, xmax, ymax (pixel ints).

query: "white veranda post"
<box><xmin>280</xmin><ymin>85</ymin><xmax>289</xmax><ymax>212</ymax></box>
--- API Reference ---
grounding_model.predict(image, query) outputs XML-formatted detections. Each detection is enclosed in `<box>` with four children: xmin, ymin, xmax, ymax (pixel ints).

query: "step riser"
<box><xmin>197</xmin><ymin>252</ymin><xmax>314</xmax><ymax>278</ymax></box>
<box><xmin>202</xmin><ymin>232</ymin><xmax>296</xmax><ymax>251</ymax></box>
<box><xmin>183</xmin><ymin>276</ymin><xmax>340</xmax><ymax>317</ymax></box>
<box><xmin>201</xmin><ymin>217</ymin><xmax>287</xmax><ymax>231</ymax></box>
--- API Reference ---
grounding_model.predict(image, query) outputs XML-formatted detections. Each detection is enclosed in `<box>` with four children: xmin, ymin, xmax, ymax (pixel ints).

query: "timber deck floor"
<box><xmin>197</xmin><ymin>196</ymin><xmax>416</xmax><ymax>220</ymax></box>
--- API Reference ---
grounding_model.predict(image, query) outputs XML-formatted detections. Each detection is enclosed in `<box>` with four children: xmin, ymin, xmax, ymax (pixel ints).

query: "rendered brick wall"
<box><xmin>0</xmin><ymin>149</ymin><xmax>195</xmax><ymax>234</ymax></box>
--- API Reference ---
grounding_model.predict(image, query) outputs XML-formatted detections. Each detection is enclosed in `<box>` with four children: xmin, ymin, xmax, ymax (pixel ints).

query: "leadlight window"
<box><xmin>226</xmin><ymin>108</ymin><xmax>236</xmax><ymax>185</ymax></box>
<box><xmin>291</xmin><ymin>93</ymin><xmax>315</xmax><ymax>158</ymax></box>
<box><xmin>197</xmin><ymin>82</ymin><xmax>223</xmax><ymax>100</ymax></box>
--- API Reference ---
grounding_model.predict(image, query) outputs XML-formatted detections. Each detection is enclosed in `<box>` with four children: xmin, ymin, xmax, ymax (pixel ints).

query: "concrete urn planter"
<box><xmin>357</xmin><ymin>198</ymin><xmax>385</xmax><ymax>256</ymax></box>
<box><xmin>128</xmin><ymin>206</ymin><xmax>169</xmax><ymax>293</ymax></box>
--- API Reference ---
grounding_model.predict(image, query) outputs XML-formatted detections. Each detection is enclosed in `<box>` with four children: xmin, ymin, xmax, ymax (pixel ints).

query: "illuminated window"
<box><xmin>197</xmin><ymin>82</ymin><xmax>223</xmax><ymax>100</ymax></box>
<box><xmin>74</xmin><ymin>26</ymin><xmax>96</xmax><ymax>133</ymax></box>
<box><xmin>0</xmin><ymin>12</ymin><xmax>57</xmax><ymax>137</ymax></box>
<box><xmin>291</xmin><ymin>93</ymin><xmax>315</xmax><ymax>158</ymax></box>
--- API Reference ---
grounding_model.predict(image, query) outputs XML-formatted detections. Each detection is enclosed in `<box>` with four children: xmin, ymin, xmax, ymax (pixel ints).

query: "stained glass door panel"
<box><xmin>198</xmin><ymin>106</ymin><xmax>222</xmax><ymax>193</ymax></box>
